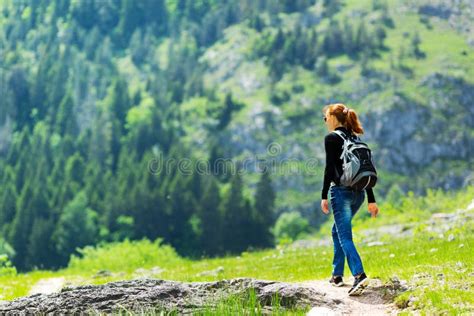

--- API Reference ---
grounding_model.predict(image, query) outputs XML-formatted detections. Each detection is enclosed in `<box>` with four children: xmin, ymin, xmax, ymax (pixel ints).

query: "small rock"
<box><xmin>93</xmin><ymin>270</ymin><xmax>112</xmax><ymax>278</ymax></box>
<box><xmin>389</xmin><ymin>276</ymin><xmax>409</xmax><ymax>292</ymax></box>
<box><xmin>152</xmin><ymin>266</ymin><xmax>164</xmax><ymax>274</ymax></box>
<box><xmin>196</xmin><ymin>266</ymin><xmax>224</xmax><ymax>277</ymax></box>
<box><xmin>134</xmin><ymin>268</ymin><xmax>147</xmax><ymax>275</ymax></box>
<box><xmin>408</xmin><ymin>295</ymin><xmax>419</xmax><ymax>307</ymax></box>
<box><xmin>454</xmin><ymin>262</ymin><xmax>467</xmax><ymax>273</ymax></box>
<box><xmin>466</xmin><ymin>199</ymin><xmax>474</xmax><ymax>211</ymax></box>
<box><xmin>431</xmin><ymin>213</ymin><xmax>455</xmax><ymax>220</ymax></box>
<box><xmin>448</xmin><ymin>234</ymin><xmax>455</xmax><ymax>242</ymax></box>
<box><xmin>459</xmin><ymin>244</ymin><xmax>464</xmax><ymax>248</ymax></box>
<box><xmin>412</xmin><ymin>273</ymin><xmax>432</xmax><ymax>282</ymax></box>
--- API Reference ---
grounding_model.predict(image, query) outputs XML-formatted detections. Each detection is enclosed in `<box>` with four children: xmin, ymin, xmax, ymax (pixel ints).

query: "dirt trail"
<box><xmin>298</xmin><ymin>278</ymin><xmax>397</xmax><ymax>316</ymax></box>
<box><xmin>28</xmin><ymin>277</ymin><xmax>65</xmax><ymax>295</ymax></box>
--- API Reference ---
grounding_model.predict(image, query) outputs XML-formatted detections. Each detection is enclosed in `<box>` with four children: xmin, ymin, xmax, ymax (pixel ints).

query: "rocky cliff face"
<box><xmin>363</xmin><ymin>73</ymin><xmax>474</xmax><ymax>190</ymax></box>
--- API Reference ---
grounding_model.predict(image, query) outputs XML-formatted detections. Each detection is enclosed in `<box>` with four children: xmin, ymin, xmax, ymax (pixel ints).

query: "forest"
<box><xmin>1</xmin><ymin>0</ymin><xmax>473</xmax><ymax>275</ymax></box>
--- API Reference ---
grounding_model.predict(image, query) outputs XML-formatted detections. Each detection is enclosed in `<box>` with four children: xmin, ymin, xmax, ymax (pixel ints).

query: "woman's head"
<box><xmin>322</xmin><ymin>103</ymin><xmax>364</xmax><ymax>135</ymax></box>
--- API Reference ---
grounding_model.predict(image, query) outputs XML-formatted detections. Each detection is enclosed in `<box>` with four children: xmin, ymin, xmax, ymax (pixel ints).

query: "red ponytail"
<box><xmin>322</xmin><ymin>103</ymin><xmax>364</xmax><ymax>135</ymax></box>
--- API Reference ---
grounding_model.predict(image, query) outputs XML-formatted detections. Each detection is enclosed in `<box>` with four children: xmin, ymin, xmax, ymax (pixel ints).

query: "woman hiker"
<box><xmin>320</xmin><ymin>103</ymin><xmax>379</xmax><ymax>296</ymax></box>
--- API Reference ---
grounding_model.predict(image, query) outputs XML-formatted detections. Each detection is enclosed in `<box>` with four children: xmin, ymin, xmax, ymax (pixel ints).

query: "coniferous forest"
<box><xmin>0</xmin><ymin>0</ymin><xmax>473</xmax><ymax>274</ymax></box>
<box><xmin>0</xmin><ymin>0</ymin><xmax>318</xmax><ymax>271</ymax></box>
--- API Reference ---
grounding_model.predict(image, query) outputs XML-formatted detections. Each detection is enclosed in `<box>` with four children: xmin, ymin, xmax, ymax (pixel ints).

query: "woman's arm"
<box><xmin>321</xmin><ymin>134</ymin><xmax>339</xmax><ymax>200</ymax></box>
<box><xmin>366</xmin><ymin>188</ymin><xmax>376</xmax><ymax>203</ymax></box>
<box><xmin>366</xmin><ymin>188</ymin><xmax>379</xmax><ymax>217</ymax></box>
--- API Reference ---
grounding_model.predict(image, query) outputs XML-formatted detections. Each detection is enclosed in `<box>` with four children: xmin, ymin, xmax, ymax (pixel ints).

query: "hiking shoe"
<box><xmin>348</xmin><ymin>273</ymin><xmax>369</xmax><ymax>296</ymax></box>
<box><xmin>329</xmin><ymin>275</ymin><xmax>344</xmax><ymax>287</ymax></box>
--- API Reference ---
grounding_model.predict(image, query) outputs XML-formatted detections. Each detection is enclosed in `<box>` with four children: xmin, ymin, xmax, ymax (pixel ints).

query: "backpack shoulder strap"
<box><xmin>333</xmin><ymin>129</ymin><xmax>361</xmax><ymax>142</ymax></box>
<box><xmin>332</xmin><ymin>130</ymin><xmax>347</xmax><ymax>141</ymax></box>
<box><xmin>331</xmin><ymin>130</ymin><xmax>352</xmax><ymax>161</ymax></box>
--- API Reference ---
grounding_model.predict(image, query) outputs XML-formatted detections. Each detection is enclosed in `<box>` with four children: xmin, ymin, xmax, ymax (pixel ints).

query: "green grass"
<box><xmin>1</xmin><ymin>229</ymin><xmax>472</xmax><ymax>313</ymax></box>
<box><xmin>1</xmin><ymin>186</ymin><xmax>473</xmax><ymax>314</ymax></box>
<box><xmin>96</xmin><ymin>287</ymin><xmax>310</xmax><ymax>315</ymax></box>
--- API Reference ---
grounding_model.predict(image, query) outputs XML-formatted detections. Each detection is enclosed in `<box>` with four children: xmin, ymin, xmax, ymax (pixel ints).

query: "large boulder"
<box><xmin>0</xmin><ymin>277</ymin><xmax>340</xmax><ymax>315</ymax></box>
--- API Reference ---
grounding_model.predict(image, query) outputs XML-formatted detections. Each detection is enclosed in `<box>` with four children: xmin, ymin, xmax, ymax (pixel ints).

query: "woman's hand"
<box><xmin>321</xmin><ymin>199</ymin><xmax>330</xmax><ymax>214</ymax></box>
<box><xmin>368</xmin><ymin>203</ymin><xmax>379</xmax><ymax>218</ymax></box>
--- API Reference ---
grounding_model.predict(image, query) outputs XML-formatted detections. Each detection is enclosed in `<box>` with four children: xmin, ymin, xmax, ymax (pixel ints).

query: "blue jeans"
<box><xmin>329</xmin><ymin>185</ymin><xmax>365</xmax><ymax>277</ymax></box>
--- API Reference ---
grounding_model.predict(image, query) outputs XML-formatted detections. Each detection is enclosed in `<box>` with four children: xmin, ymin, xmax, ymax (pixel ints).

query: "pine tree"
<box><xmin>71</xmin><ymin>0</ymin><xmax>98</xmax><ymax>30</ymax></box>
<box><xmin>53</xmin><ymin>191</ymin><xmax>99</xmax><ymax>265</ymax></box>
<box><xmin>108</xmin><ymin>78</ymin><xmax>131</xmax><ymax>129</ymax></box>
<box><xmin>0</xmin><ymin>174</ymin><xmax>17</xmax><ymax>232</ymax></box>
<box><xmin>9</xmin><ymin>67</ymin><xmax>32</xmax><ymax>128</ymax></box>
<box><xmin>46</xmin><ymin>47</ymin><xmax>69</xmax><ymax>111</ymax></box>
<box><xmin>116</xmin><ymin>0</ymin><xmax>145</xmax><ymax>46</ymax></box>
<box><xmin>198</xmin><ymin>176</ymin><xmax>222</xmax><ymax>256</ymax></box>
<box><xmin>323</xmin><ymin>20</ymin><xmax>344</xmax><ymax>56</ymax></box>
<box><xmin>209</xmin><ymin>142</ymin><xmax>232</xmax><ymax>182</ymax></box>
<box><xmin>167</xmin><ymin>173</ymin><xmax>199</xmax><ymax>255</ymax></box>
<box><xmin>253</xmin><ymin>168</ymin><xmax>276</xmax><ymax>248</ymax></box>
<box><xmin>323</xmin><ymin>0</ymin><xmax>341</xmax><ymax>17</ymax></box>
<box><xmin>272</xmin><ymin>29</ymin><xmax>285</xmax><ymax>51</ymax></box>
<box><xmin>65</xmin><ymin>153</ymin><xmax>85</xmax><ymax>186</ymax></box>
<box><xmin>216</xmin><ymin>93</ymin><xmax>244</xmax><ymax>130</ymax></box>
<box><xmin>354</xmin><ymin>21</ymin><xmax>370</xmax><ymax>55</ymax></box>
<box><xmin>133</xmin><ymin>186</ymin><xmax>168</xmax><ymax>241</ymax></box>
<box><xmin>268</xmin><ymin>51</ymin><xmax>287</xmax><ymax>82</ymax></box>
<box><xmin>104</xmin><ymin>149</ymin><xmax>137</xmax><ymax>236</ymax></box>
<box><xmin>342</xmin><ymin>20</ymin><xmax>355</xmax><ymax>55</ymax></box>
<box><xmin>143</xmin><ymin>0</ymin><xmax>168</xmax><ymax>36</ymax></box>
<box><xmin>221</xmin><ymin>171</ymin><xmax>248</xmax><ymax>254</ymax></box>
<box><xmin>411</xmin><ymin>32</ymin><xmax>425</xmax><ymax>59</ymax></box>
<box><xmin>56</xmin><ymin>92</ymin><xmax>78</xmax><ymax>136</ymax></box>
<box><xmin>26</xmin><ymin>217</ymin><xmax>57</xmax><ymax>269</ymax></box>
<box><xmin>374</xmin><ymin>24</ymin><xmax>387</xmax><ymax>49</ymax></box>
<box><xmin>131</xmin><ymin>167</ymin><xmax>169</xmax><ymax>242</ymax></box>
<box><xmin>9</xmin><ymin>184</ymin><xmax>49</xmax><ymax>270</ymax></box>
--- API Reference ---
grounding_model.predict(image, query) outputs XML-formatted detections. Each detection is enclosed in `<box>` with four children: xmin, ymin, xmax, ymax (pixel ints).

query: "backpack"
<box><xmin>332</xmin><ymin>129</ymin><xmax>378</xmax><ymax>191</ymax></box>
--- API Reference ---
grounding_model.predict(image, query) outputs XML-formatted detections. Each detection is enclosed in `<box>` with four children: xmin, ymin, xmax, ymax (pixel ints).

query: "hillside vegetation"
<box><xmin>0</xmin><ymin>0</ymin><xmax>472</xmax><ymax>305</ymax></box>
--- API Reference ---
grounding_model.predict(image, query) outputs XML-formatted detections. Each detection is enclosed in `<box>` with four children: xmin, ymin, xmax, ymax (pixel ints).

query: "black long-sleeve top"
<box><xmin>321</xmin><ymin>126</ymin><xmax>376</xmax><ymax>203</ymax></box>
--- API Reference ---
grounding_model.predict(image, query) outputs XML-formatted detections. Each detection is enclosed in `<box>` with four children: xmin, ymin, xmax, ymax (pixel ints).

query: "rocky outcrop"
<box><xmin>0</xmin><ymin>278</ymin><xmax>342</xmax><ymax>315</ymax></box>
<box><xmin>412</xmin><ymin>0</ymin><xmax>474</xmax><ymax>46</ymax></box>
<box><xmin>363</xmin><ymin>73</ymin><xmax>474</xmax><ymax>190</ymax></box>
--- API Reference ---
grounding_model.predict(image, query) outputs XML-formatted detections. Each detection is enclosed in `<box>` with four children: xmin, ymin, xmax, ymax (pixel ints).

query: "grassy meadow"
<box><xmin>1</xmin><ymin>185</ymin><xmax>473</xmax><ymax>314</ymax></box>
<box><xmin>0</xmin><ymin>0</ymin><xmax>473</xmax><ymax>314</ymax></box>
